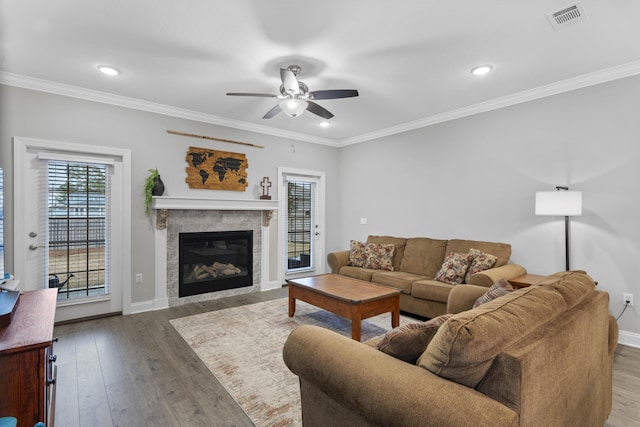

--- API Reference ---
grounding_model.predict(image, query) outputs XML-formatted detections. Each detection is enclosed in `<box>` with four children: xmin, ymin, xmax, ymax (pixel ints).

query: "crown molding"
<box><xmin>0</xmin><ymin>72</ymin><xmax>337</xmax><ymax>147</ymax></box>
<box><xmin>337</xmin><ymin>60</ymin><xmax>640</xmax><ymax>146</ymax></box>
<box><xmin>3</xmin><ymin>60</ymin><xmax>640</xmax><ymax>148</ymax></box>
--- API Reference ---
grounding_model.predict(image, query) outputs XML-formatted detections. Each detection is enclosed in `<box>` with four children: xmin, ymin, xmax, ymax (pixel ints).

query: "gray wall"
<box><xmin>0</xmin><ymin>84</ymin><xmax>340</xmax><ymax>303</ymax></box>
<box><xmin>337</xmin><ymin>74</ymin><xmax>640</xmax><ymax>335</ymax></box>
<box><xmin>2</xmin><ymin>74</ymin><xmax>639</xmax><ymax>336</ymax></box>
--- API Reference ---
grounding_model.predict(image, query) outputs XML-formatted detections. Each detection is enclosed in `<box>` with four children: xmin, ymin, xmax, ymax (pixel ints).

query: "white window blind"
<box><xmin>42</xmin><ymin>160</ymin><xmax>111</xmax><ymax>299</ymax></box>
<box><xmin>284</xmin><ymin>175</ymin><xmax>317</xmax><ymax>272</ymax></box>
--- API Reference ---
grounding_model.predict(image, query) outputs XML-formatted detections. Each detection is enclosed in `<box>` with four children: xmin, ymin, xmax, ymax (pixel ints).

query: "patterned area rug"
<box><xmin>170</xmin><ymin>297</ymin><xmax>413</xmax><ymax>427</ymax></box>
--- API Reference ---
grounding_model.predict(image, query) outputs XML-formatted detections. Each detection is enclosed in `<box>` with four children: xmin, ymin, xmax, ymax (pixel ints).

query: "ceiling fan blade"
<box><xmin>226</xmin><ymin>92</ymin><xmax>278</xmax><ymax>98</ymax></box>
<box><xmin>280</xmin><ymin>68</ymin><xmax>300</xmax><ymax>95</ymax></box>
<box><xmin>306</xmin><ymin>101</ymin><xmax>334</xmax><ymax>120</ymax></box>
<box><xmin>263</xmin><ymin>104</ymin><xmax>283</xmax><ymax>119</ymax></box>
<box><xmin>308</xmin><ymin>89</ymin><xmax>359</xmax><ymax>100</ymax></box>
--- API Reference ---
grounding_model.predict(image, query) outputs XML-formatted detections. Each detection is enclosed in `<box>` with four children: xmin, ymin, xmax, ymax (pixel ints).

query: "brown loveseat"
<box><xmin>283</xmin><ymin>271</ymin><xmax>618</xmax><ymax>427</ymax></box>
<box><xmin>327</xmin><ymin>235</ymin><xmax>526</xmax><ymax>318</ymax></box>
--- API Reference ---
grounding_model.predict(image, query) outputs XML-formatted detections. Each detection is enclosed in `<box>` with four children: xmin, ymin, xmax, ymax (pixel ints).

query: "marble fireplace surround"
<box><xmin>151</xmin><ymin>196</ymin><xmax>278</xmax><ymax>308</ymax></box>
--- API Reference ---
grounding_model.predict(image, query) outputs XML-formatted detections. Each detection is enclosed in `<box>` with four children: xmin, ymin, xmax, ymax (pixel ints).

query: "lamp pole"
<box><xmin>564</xmin><ymin>215</ymin><xmax>570</xmax><ymax>271</ymax></box>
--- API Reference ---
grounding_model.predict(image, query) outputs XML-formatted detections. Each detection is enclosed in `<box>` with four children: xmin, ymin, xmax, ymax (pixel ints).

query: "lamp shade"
<box><xmin>280</xmin><ymin>98</ymin><xmax>308</xmax><ymax>117</ymax></box>
<box><xmin>535</xmin><ymin>191</ymin><xmax>582</xmax><ymax>216</ymax></box>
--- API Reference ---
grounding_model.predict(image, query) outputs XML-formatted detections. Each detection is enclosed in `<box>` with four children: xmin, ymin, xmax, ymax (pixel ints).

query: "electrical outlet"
<box><xmin>135</xmin><ymin>273</ymin><xmax>143</xmax><ymax>284</ymax></box>
<box><xmin>623</xmin><ymin>293</ymin><xmax>634</xmax><ymax>306</ymax></box>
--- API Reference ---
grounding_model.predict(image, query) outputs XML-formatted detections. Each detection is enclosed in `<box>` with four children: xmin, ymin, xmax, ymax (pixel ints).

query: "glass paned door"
<box><xmin>47</xmin><ymin>161</ymin><xmax>109</xmax><ymax>300</ymax></box>
<box><xmin>287</xmin><ymin>180</ymin><xmax>314</xmax><ymax>271</ymax></box>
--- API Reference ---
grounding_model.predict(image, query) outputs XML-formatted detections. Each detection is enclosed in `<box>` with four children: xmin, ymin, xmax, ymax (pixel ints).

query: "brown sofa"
<box><xmin>327</xmin><ymin>235</ymin><xmax>526</xmax><ymax>318</ymax></box>
<box><xmin>283</xmin><ymin>271</ymin><xmax>618</xmax><ymax>427</ymax></box>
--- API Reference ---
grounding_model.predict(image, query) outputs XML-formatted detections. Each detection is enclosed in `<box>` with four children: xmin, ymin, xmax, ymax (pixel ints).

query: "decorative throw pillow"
<box><xmin>473</xmin><ymin>278</ymin><xmax>514</xmax><ymax>308</ymax></box>
<box><xmin>377</xmin><ymin>313</ymin><xmax>454</xmax><ymax>363</ymax></box>
<box><xmin>347</xmin><ymin>240</ymin><xmax>367</xmax><ymax>267</ymax></box>
<box><xmin>434</xmin><ymin>252</ymin><xmax>474</xmax><ymax>284</ymax></box>
<box><xmin>363</xmin><ymin>243</ymin><xmax>395</xmax><ymax>271</ymax></box>
<box><xmin>464</xmin><ymin>248</ymin><xmax>498</xmax><ymax>283</ymax></box>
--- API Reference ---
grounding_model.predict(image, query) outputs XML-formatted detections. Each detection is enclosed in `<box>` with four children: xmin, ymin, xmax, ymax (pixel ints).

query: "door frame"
<box><xmin>277</xmin><ymin>167</ymin><xmax>326</xmax><ymax>284</ymax></box>
<box><xmin>13</xmin><ymin>136</ymin><xmax>132</xmax><ymax>317</ymax></box>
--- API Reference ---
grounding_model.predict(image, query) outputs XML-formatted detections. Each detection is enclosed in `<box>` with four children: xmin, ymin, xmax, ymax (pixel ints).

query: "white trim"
<box><xmin>130</xmin><ymin>300</ymin><xmax>156</xmax><ymax>314</ymax></box>
<box><xmin>618</xmin><ymin>330</ymin><xmax>640</xmax><ymax>349</ymax></box>
<box><xmin>3</xmin><ymin>61</ymin><xmax>640</xmax><ymax>147</ymax></box>
<box><xmin>152</xmin><ymin>196</ymin><xmax>278</xmax><ymax>211</ymax></box>
<box><xmin>13</xmin><ymin>136</ymin><xmax>132</xmax><ymax>317</ymax></box>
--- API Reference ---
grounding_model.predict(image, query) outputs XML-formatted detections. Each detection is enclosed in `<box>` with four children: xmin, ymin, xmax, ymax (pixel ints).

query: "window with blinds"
<box><xmin>47</xmin><ymin>161</ymin><xmax>110</xmax><ymax>299</ymax></box>
<box><xmin>286</xmin><ymin>180</ymin><xmax>314</xmax><ymax>271</ymax></box>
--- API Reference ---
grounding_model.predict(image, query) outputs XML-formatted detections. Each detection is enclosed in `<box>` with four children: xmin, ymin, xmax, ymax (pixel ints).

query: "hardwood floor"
<box><xmin>52</xmin><ymin>288</ymin><xmax>640</xmax><ymax>427</ymax></box>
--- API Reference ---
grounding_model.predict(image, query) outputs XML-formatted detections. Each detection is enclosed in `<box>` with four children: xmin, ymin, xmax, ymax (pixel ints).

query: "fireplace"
<box><xmin>179</xmin><ymin>230</ymin><xmax>253</xmax><ymax>297</ymax></box>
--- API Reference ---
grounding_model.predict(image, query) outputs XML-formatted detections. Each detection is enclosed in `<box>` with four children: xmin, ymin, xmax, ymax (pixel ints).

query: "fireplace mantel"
<box><xmin>152</xmin><ymin>196</ymin><xmax>278</xmax><ymax>211</ymax></box>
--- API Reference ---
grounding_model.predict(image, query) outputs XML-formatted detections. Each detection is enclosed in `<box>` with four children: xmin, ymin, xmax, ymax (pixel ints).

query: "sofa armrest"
<box><xmin>468</xmin><ymin>263</ymin><xmax>527</xmax><ymax>287</ymax></box>
<box><xmin>327</xmin><ymin>250</ymin><xmax>350</xmax><ymax>274</ymax></box>
<box><xmin>608</xmin><ymin>314</ymin><xmax>619</xmax><ymax>357</ymax></box>
<box><xmin>446</xmin><ymin>284</ymin><xmax>489</xmax><ymax>314</ymax></box>
<box><xmin>283</xmin><ymin>325</ymin><xmax>519</xmax><ymax>427</ymax></box>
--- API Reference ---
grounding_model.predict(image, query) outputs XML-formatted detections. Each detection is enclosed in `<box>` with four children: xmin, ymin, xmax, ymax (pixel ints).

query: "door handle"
<box><xmin>28</xmin><ymin>244</ymin><xmax>44</xmax><ymax>250</ymax></box>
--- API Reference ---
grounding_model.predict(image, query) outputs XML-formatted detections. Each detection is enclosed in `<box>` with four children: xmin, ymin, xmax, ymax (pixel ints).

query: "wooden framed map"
<box><xmin>185</xmin><ymin>146</ymin><xmax>248</xmax><ymax>191</ymax></box>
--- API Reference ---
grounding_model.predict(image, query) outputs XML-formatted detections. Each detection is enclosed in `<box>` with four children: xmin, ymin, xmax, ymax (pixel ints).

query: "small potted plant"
<box><xmin>144</xmin><ymin>168</ymin><xmax>164</xmax><ymax>215</ymax></box>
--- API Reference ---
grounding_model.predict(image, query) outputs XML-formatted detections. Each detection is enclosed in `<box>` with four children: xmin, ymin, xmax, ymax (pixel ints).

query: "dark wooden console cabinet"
<box><xmin>0</xmin><ymin>289</ymin><xmax>57</xmax><ymax>427</ymax></box>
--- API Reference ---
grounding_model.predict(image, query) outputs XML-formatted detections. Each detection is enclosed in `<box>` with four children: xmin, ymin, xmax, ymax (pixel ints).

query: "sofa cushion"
<box><xmin>445</xmin><ymin>239</ymin><xmax>511</xmax><ymax>268</ymax></box>
<box><xmin>377</xmin><ymin>314</ymin><xmax>454</xmax><ymax>363</ymax></box>
<box><xmin>535</xmin><ymin>270</ymin><xmax>595</xmax><ymax>309</ymax></box>
<box><xmin>472</xmin><ymin>278</ymin><xmax>513</xmax><ymax>308</ymax></box>
<box><xmin>411</xmin><ymin>279</ymin><xmax>453</xmax><ymax>303</ymax></box>
<box><xmin>363</xmin><ymin>243</ymin><xmax>395</xmax><ymax>271</ymax></box>
<box><xmin>434</xmin><ymin>252</ymin><xmax>474</xmax><ymax>284</ymax></box>
<box><xmin>347</xmin><ymin>240</ymin><xmax>367</xmax><ymax>267</ymax></box>
<box><xmin>367</xmin><ymin>236</ymin><xmax>407</xmax><ymax>272</ymax></box>
<box><xmin>399</xmin><ymin>237</ymin><xmax>448</xmax><ymax>277</ymax></box>
<box><xmin>465</xmin><ymin>248</ymin><xmax>498</xmax><ymax>283</ymax></box>
<box><xmin>370</xmin><ymin>271</ymin><xmax>427</xmax><ymax>294</ymax></box>
<box><xmin>338</xmin><ymin>266</ymin><xmax>378</xmax><ymax>282</ymax></box>
<box><xmin>418</xmin><ymin>284</ymin><xmax>568</xmax><ymax>388</ymax></box>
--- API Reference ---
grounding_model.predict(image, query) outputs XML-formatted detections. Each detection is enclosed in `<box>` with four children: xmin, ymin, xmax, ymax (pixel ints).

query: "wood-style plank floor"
<box><xmin>52</xmin><ymin>288</ymin><xmax>640</xmax><ymax>426</ymax></box>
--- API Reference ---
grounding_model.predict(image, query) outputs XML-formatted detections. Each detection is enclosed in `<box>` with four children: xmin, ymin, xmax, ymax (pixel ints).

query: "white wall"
<box><xmin>0</xmin><ymin>84</ymin><xmax>340</xmax><ymax>304</ymax></box>
<box><xmin>337</xmin><ymin>74</ymin><xmax>640</xmax><ymax>338</ymax></box>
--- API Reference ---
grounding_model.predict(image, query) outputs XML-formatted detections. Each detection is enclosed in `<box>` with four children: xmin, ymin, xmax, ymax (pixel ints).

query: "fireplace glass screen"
<box><xmin>179</xmin><ymin>230</ymin><xmax>253</xmax><ymax>297</ymax></box>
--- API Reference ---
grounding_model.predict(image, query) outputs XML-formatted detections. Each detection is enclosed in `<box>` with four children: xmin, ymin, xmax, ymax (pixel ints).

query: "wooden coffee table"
<box><xmin>287</xmin><ymin>274</ymin><xmax>401</xmax><ymax>341</ymax></box>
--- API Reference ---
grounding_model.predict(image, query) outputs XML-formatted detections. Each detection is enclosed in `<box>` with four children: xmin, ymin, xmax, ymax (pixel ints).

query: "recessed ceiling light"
<box><xmin>319</xmin><ymin>121</ymin><xmax>331</xmax><ymax>128</ymax></box>
<box><xmin>471</xmin><ymin>65</ymin><xmax>493</xmax><ymax>76</ymax></box>
<box><xmin>97</xmin><ymin>65</ymin><xmax>120</xmax><ymax>76</ymax></box>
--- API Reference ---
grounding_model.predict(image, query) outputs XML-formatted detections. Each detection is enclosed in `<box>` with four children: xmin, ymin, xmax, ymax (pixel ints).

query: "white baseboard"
<box><xmin>261</xmin><ymin>280</ymin><xmax>283</xmax><ymax>291</ymax></box>
<box><xmin>618</xmin><ymin>330</ymin><xmax>640</xmax><ymax>348</ymax></box>
<box><xmin>130</xmin><ymin>300</ymin><xmax>155</xmax><ymax>314</ymax></box>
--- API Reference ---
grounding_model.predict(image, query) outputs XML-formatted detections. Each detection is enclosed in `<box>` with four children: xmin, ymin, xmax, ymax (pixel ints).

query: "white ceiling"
<box><xmin>2</xmin><ymin>0</ymin><xmax>640</xmax><ymax>146</ymax></box>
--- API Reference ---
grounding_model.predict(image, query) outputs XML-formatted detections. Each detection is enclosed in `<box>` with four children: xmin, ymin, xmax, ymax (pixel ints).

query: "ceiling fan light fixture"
<box><xmin>471</xmin><ymin>64</ymin><xmax>493</xmax><ymax>76</ymax></box>
<box><xmin>97</xmin><ymin>65</ymin><xmax>120</xmax><ymax>76</ymax></box>
<box><xmin>280</xmin><ymin>98</ymin><xmax>307</xmax><ymax>117</ymax></box>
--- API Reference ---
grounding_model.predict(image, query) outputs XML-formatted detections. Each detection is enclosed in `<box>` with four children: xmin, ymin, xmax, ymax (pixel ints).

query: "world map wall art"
<box><xmin>185</xmin><ymin>146</ymin><xmax>248</xmax><ymax>191</ymax></box>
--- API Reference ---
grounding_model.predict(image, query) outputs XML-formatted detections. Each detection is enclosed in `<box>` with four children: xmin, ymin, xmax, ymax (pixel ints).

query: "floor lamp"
<box><xmin>535</xmin><ymin>186</ymin><xmax>582</xmax><ymax>271</ymax></box>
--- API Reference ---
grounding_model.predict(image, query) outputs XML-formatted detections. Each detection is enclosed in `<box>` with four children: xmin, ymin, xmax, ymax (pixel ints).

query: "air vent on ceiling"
<box><xmin>546</xmin><ymin>2</ymin><xmax>587</xmax><ymax>31</ymax></box>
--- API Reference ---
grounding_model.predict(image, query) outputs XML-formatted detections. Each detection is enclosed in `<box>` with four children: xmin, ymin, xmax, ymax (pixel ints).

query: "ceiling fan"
<box><xmin>226</xmin><ymin>65</ymin><xmax>359</xmax><ymax>120</ymax></box>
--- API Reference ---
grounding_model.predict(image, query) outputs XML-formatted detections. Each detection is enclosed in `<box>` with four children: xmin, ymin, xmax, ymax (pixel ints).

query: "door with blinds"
<box><xmin>14</xmin><ymin>137</ymin><xmax>131</xmax><ymax>321</ymax></box>
<box><xmin>278</xmin><ymin>168</ymin><xmax>325</xmax><ymax>282</ymax></box>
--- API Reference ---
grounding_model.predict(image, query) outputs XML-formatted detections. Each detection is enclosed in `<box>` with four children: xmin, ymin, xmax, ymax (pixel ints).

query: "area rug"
<box><xmin>170</xmin><ymin>297</ymin><xmax>413</xmax><ymax>427</ymax></box>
